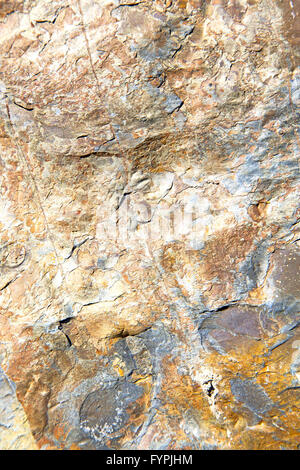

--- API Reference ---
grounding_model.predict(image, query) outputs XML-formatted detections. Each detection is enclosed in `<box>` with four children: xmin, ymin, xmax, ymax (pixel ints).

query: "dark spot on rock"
<box><xmin>199</xmin><ymin>305</ymin><xmax>263</xmax><ymax>353</ymax></box>
<box><xmin>230</xmin><ymin>378</ymin><xmax>274</xmax><ymax>416</ymax></box>
<box><xmin>203</xmin><ymin>379</ymin><xmax>215</xmax><ymax>397</ymax></box>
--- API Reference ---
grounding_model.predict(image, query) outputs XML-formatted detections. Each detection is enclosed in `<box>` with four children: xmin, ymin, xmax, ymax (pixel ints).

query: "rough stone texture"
<box><xmin>0</xmin><ymin>0</ymin><xmax>299</xmax><ymax>450</ymax></box>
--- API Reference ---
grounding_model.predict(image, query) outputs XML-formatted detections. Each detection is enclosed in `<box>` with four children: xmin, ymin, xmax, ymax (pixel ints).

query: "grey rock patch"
<box><xmin>230</xmin><ymin>378</ymin><xmax>274</xmax><ymax>416</ymax></box>
<box><xmin>79</xmin><ymin>380</ymin><xmax>144</xmax><ymax>446</ymax></box>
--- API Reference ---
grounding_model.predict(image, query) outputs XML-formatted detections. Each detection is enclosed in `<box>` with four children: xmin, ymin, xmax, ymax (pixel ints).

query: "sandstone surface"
<box><xmin>0</xmin><ymin>0</ymin><xmax>299</xmax><ymax>450</ymax></box>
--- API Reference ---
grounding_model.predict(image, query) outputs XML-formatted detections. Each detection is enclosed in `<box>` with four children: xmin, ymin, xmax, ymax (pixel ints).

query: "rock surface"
<box><xmin>0</xmin><ymin>0</ymin><xmax>299</xmax><ymax>450</ymax></box>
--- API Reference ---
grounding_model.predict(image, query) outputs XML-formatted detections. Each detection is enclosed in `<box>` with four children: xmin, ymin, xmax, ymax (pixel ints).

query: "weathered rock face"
<box><xmin>0</xmin><ymin>0</ymin><xmax>299</xmax><ymax>450</ymax></box>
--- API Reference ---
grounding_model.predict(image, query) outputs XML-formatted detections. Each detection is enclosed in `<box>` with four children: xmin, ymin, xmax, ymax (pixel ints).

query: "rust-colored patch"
<box><xmin>202</xmin><ymin>225</ymin><xmax>257</xmax><ymax>273</ymax></box>
<box><xmin>161</xmin><ymin>242</ymin><xmax>199</xmax><ymax>273</ymax></box>
<box><xmin>0</xmin><ymin>0</ymin><xmax>24</xmax><ymax>20</ymax></box>
<box><xmin>198</xmin><ymin>224</ymin><xmax>259</xmax><ymax>303</ymax></box>
<box><xmin>177</xmin><ymin>0</ymin><xmax>189</xmax><ymax>8</ymax></box>
<box><xmin>248</xmin><ymin>201</ymin><xmax>268</xmax><ymax>222</ymax></box>
<box><xmin>278</xmin><ymin>0</ymin><xmax>300</xmax><ymax>47</ymax></box>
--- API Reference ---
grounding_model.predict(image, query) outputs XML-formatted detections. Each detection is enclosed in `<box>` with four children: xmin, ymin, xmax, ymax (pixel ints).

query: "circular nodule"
<box><xmin>0</xmin><ymin>243</ymin><xmax>26</xmax><ymax>268</ymax></box>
